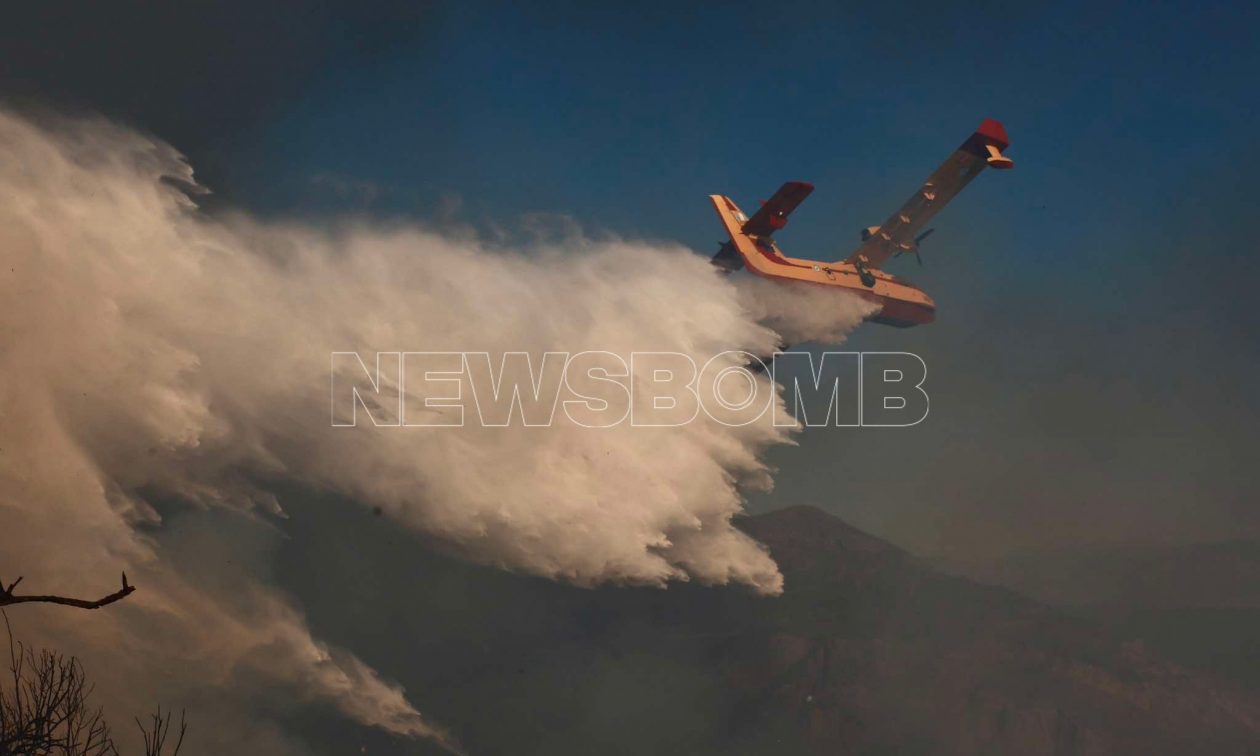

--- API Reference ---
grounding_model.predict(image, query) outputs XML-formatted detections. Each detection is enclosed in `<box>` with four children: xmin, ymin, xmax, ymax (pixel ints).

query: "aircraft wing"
<box><xmin>844</xmin><ymin>119</ymin><xmax>1013</xmax><ymax>269</ymax></box>
<box><xmin>742</xmin><ymin>180</ymin><xmax>814</xmax><ymax>237</ymax></box>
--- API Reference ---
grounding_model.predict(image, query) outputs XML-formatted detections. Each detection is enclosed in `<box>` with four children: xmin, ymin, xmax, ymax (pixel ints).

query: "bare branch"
<box><xmin>137</xmin><ymin>706</ymin><xmax>186</xmax><ymax>756</ymax></box>
<box><xmin>0</xmin><ymin>573</ymin><xmax>135</xmax><ymax>611</ymax></box>
<box><xmin>1</xmin><ymin>615</ymin><xmax>118</xmax><ymax>755</ymax></box>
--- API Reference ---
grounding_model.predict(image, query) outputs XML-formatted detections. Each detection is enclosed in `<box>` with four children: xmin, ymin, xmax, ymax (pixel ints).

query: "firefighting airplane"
<box><xmin>710</xmin><ymin>119</ymin><xmax>1013</xmax><ymax>327</ymax></box>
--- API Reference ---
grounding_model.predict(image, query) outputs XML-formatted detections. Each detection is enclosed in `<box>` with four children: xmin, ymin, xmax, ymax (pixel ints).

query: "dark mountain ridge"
<box><xmin>278</xmin><ymin>502</ymin><xmax>1260</xmax><ymax>755</ymax></box>
<box><xmin>934</xmin><ymin>534</ymin><xmax>1260</xmax><ymax>690</ymax></box>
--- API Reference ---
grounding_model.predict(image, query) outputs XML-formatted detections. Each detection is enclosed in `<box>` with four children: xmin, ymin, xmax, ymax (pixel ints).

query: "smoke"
<box><xmin>0</xmin><ymin>109</ymin><xmax>870</xmax><ymax>751</ymax></box>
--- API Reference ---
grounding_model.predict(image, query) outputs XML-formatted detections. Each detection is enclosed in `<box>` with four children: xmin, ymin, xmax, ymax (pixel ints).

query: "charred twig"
<box><xmin>0</xmin><ymin>573</ymin><xmax>135</xmax><ymax>610</ymax></box>
<box><xmin>137</xmin><ymin>706</ymin><xmax>186</xmax><ymax>756</ymax></box>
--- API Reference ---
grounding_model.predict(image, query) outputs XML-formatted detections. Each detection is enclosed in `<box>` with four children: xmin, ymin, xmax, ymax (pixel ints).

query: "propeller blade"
<box><xmin>914</xmin><ymin>228</ymin><xmax>936</xmax><ymax>245</ymax></box>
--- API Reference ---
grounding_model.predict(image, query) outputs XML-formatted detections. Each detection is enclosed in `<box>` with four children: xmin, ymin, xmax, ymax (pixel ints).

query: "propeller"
<box><xmin>910</xmin><ymin>228</ymin><xmax>935</xmax><ymax>266</ymax></box>
<box><xmin>891</xmin><ymin>228</ymin><xmax>935</xmax><ymax>266</ymax></box>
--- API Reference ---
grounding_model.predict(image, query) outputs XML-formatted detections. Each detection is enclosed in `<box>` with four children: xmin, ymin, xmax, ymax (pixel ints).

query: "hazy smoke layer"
<box><xmin>0</xmin><ymin>109</ymin><xmax>870</xmax><ymax>750</ymax></box>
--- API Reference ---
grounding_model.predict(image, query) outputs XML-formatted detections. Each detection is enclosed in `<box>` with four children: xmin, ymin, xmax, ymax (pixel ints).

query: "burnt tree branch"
<box><xmin>0</xmin><ymin>573</ymin><xmax>135</xmax><ymax>610</ymax></box>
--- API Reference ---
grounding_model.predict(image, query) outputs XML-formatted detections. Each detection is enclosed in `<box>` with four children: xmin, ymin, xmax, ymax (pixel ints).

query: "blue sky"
<box><xmin>226</xmin><ymin>1</ymin><xmax>1257</xmax><ymax>248</ymax></box>
<box><xmin>214</xmin><ymin>0</ymin><xmax>1259</xmax><ymax>368</ymax></box>
<box><xmin>199</xmin><ymin>1</ymin><xmax>1259</xmax><ymax>553</ymax></box>
<box><xmin>5</xmin><ymin>0</ymin><xmax>1256</xmax><ymax>553</ymax></box>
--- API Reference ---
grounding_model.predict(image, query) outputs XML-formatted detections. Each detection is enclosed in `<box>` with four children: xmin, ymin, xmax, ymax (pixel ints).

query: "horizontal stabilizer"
<box><xmin>742</xmin><ymin>181</ymin><xmax>813</xmax><ymax>237</ymax></box>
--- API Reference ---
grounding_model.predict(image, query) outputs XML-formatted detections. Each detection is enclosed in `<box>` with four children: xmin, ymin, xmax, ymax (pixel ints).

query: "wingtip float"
<box><xmin>710</xmin><ymin>119</ymin><xmax>1014</xmax><ymax>328</ymax></box>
